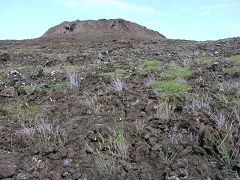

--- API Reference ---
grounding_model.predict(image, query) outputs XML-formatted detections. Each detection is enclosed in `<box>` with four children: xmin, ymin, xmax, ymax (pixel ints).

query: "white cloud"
<box><xmin>57</xmin><ymin>0</ymin><xmax>156</xmax><ymax>14</ymax></box>
<box><xmin>200</xmin><ymin>3</ymin><xmax>237</xmax><ymax>14</ymax></box>
<box><xmin>175</xmin><ymin>0</ymin><xmax>240</xmax><ymax>15</ymax></box>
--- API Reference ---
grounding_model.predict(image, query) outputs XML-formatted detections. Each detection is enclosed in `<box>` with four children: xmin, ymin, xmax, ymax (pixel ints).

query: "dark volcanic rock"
<box><xmin>0</xmin><ymin>53</ymin><xmax>10</xmax><ymax>61</ymax></box>
<box><xmin>0</xmin><ymin>151</ymin><xmax>19</xmax><ymax>179</ymax></box>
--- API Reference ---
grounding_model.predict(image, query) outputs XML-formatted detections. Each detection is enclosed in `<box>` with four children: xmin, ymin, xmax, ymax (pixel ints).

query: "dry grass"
<box><xmin>83</xmin><ymin>91</ymin><xmax>102</xmax><ymax>115</ymax></box>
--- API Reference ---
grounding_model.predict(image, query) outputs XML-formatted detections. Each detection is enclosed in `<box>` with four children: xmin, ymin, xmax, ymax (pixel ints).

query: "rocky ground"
<box><xmin>0</xmin><ymin>36</ymin><xmax>240</xmax><ymax>179</ymax></box>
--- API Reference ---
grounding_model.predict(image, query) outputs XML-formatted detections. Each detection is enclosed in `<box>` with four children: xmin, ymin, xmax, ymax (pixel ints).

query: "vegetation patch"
<box><xmin>0</xmin><ymin>65</ymin><xmax>37</xmax><ymax>78</ymax></box>
<box><xmin>88</xmin><ymin>62</ymin><xmax>104</xmax><ymax>69</ymax></box>
<box><xmin>227</xmin><ymin>55</ymin><xmax>240</xmax><ymax>65</ymax></box>
<box><xmin>52</xmin><ymin>81</ymin><xmax>68</xmax><ymax>89</ymax></box>
<box><xmin>6</xmin><ymin>102</ymin><xmax>41</xmax><ymax>122</ymax></box>
<box><xmin>224</xmin><ymin>66</ymin><xmax>240</xmax><ymax>75</ymax></box>
<box><xmin>137</xmin><ymin>60</ymin><xmax>160</xmax><ymax>74</ymax></box>
<box><xmin>161</xmin><ymin>64</ymin><xmax>192</xmax><ymax>79</ymax></box>
<box><xmin>99</xmin><ymin>68</ymin><xmax>129</xmax><ymax>79</ymax></box>
<box><xmin>20</xmin><ymin>84</ymin><xmax>45</xmax><ymax>94</ymax></box>
<box><xmin>200</xmin><ymin>56</ymin><xmax>217</xmax><ymax>63</ymax></box>
<box><xmin>183</xmin><ymin>42</ymin><xmax>198</xmax><ymax>50</ymax></box>
<box><xmin>151</xmin><ymin>80</ymin><xmax>191</xmax><ymax>98</ymax></box>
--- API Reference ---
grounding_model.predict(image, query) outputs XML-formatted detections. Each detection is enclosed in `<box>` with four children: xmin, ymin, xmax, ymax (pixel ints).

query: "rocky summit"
<box><xmin>42</xmin><ymin>18</ymin><xmax>166</xmax><ymax>40</ymax></box>
<box><xmin>0</xmin><ymin>19</ymin><xmax>240</xmax><ymax>179</ymax></box>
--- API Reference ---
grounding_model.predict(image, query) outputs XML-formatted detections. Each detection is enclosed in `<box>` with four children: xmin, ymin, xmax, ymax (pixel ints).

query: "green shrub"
<box><xmin>6</xmin><ymin>102</ymin><xmax>41</xmax><ymax>122</ymax></box>
<box><xmin>99</xmin><ymin>69</ymin><xmax>129</xmax><ymax>79</ymax></box>
<box><xmin>52</xmin><ymin>82</ymin><xmax>68</xmax><ymax>89</ymax></box>
<box><xmin>200</xmin><ymin>56</ymin><xmax>217</xmax><ymax>63</ymax></box>
<box><xmin>224</xmin><ymin>66</ymin><xmax>240</xmax><ymax>74</ymax></box>
<box><xmin>138</xmin><ymin>60</ymin><xmax>160</xmax><ymax>74</ymax></box>
<box><xmin>152</xmin><ymin>80</ymin><xmax>191</xmax><ymax>98</ymax></box>
<box><xmin>227</xmin><ymin>55</ymin><xmax>240</xmax><ymax>65</ymax></box>
<box><xmin>161</xmin><ymin>64</ymin><xmax>192</xmax><ymax>79</ymax></box>
<box><xmin>88</xmin><ymin>62</ymin><xmax>103</xmax><ymax>69</ymax></box>
<box><xmin>21</xmin><ymin>84</ymin><xmax>45</xmax><ymax>94</ymax></box>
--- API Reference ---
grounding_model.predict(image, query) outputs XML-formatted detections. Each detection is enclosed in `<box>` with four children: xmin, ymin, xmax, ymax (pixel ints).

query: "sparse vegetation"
<box><xmin>16</xmin><ymin>118</ymin><xmax>67</xmax><ymax>147</ymax></box>
<box><xmin>200</xmin><ymin>56</ymin><xmax>217</xmax><ymax>63</ymax></box>
<box><xmin>154</xmin><ymin>98</ymin><xmax>175</xmax><ymax>120</ymax></box>
<box><xmin>152</xmin><ymin>80</ymin><xmax>191</xmax><ymax>98</ymax></box>
<box><xmin>6</xmin><ymin>102</ymin><xmax>41</xmax><ymax>122</ymax></box>
<box><xmin>160</xmin><ymin>147</ymin><xmax>177</xmax><ymax>166</ymax></box>
<box><xmin>137</xmin><ymin>59</ymin><xmax>160</xmax><ymax>74</ymax></box>
<box><xmin>83</xmin><ymin>91</ymin><xmax>102</xmax><ymax>115</ymax></box>
<box><xmin>211</xmin><ymin>121</ymin><xmax>239</xmax><ymax>170</ymax></box>
<box><xmin>1</xmin><ymin>27</ymin><xmax>240</xmax><ymax>179</ymax></box>
<box><xmin>52</xmin><ymin>81</ymin><xmax>68</xmax><ymax>89</ymax></box>
<box><xmin>224</xmin><ymin>66</ymin><xmax>240</xmax><ymax>74</ymax></box>
<box><xmin>86</xmin><ymin>125</ymin><xmax>128</xmax><ymax>174</ymax></box>
<box><xmin>99</xmin><ymin>68</ymin><xmax>129</xmax><ymax>79</ymax></box>
<box><xmin>109</xmin><ymin>77</ymin><xmax>127</xmax><ymax>91</ymax></box>
<box><xmin>20</xmin><ymin>84</ymin><xmax>46</xmax><ymax>94</ymax></box>
<box><xmin>161</xmin><ymin>64</ymin><xmax>192</xmax><ymax>79</ymax></box>
<box><xmin>227</xmin><ymin>55</ymin><xmax>240</xmax><ymax>65</ymax></box>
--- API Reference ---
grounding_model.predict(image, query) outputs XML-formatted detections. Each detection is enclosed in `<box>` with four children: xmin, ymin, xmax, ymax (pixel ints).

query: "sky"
<box><xmin>0</xmin><ymin>0</ymin><xmax>240</xmax><ymax>41</ymax></box>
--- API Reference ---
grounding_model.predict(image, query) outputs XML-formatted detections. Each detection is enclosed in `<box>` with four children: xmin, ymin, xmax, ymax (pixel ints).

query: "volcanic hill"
<box><xmin>42</xmin><ymin>18</ymin><xmax>166</xmax><ymax>40</ymax></box>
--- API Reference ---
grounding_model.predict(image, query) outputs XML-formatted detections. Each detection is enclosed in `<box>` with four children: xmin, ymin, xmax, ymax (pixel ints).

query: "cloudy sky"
<box><xmin>1</xmin><ymin>0</ymin><xmax>240</xmax><ymax>40</ymax></box>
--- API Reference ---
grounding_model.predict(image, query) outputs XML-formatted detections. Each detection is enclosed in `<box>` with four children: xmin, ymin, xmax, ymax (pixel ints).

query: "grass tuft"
<box><xmin>200</xmin><ymin>56</ymin><xmax>217</xmax><ymax>63</ymax></box>
<box><xmin>227</xmin><ymin>55</ymin><xmax>240</xmax><ymax>65</ymax></box>
<box><xmin>152</xmin><ymin>80</ymin><xmax>191</xmax><ymax>98</ymax></box>
<box><xmin>138</xmin><ymin>60</ymin><xmax>160</xmax><ymax>74</ymax></box>
<box><xmin>224</xmin><ymin>66</ymin><xmax>240</xmax><ymax>75</ymax></box>
<box><xmin>161</xmin><ymin>64</ymin><xmax>192</xmax><ymax>79</ymax></box>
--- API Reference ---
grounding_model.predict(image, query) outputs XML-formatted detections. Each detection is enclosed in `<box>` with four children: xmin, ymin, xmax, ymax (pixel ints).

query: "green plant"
<box><xmin>99</xmin><ymin>68</ymin><xmax>129</xmax><ymax>79</ymax></box>
<box><xmin>154</xmin><ymin>98</ymin><xmax>175</xmax><ymax>120</ymax></box>
<box><xmin>152</xmin><ymin>80</ymin><xmax>191</xmax><ymax>98</ymax></box>
<box><xmin>0</xmin><ymin>64</ymin><xmax>37</xmax><ymax>79</ymax></box>
<box><xmin>111</xmin><ymin>127</ymin><xmax>128</xmax><ymax>160</ymax></box>
<box><xmin>213</xmin><ymin>92</ymin><xmax>229</xmax><ymax>104</ymax></box>
<box><xmin>85</xmin><ymin>125</ymin><xmax>128</xmax><ymax>174</ymax></box>
<box><xmin>227</xmin><ymin>55</ymin><xmax>240</xmax><ymax>65</ymax></box>
<box><xmin>233</xmin><ymin>97</ymin><xmax>240</xmax><ymax>122</ymax></box>
<box><xmin>161</xmin><ymin>64</ymin><xmax>192</xmax><ymax>79</ymax></box>
<box><xmin>114</xmin><ymin>69</ymin><xmax>129</xmax><ymax>78</ymax></box>
<box><xmin>200</xmin><ymin>56</ymin><xmax>217</xmax><ymax>63</ymax></box>
<box><xmin>138</xmin><ymin>60</ymin><xmax>160</xmax><ymax>74</ymax></box>
<box><xmin>94</xmin><ymin>150</ymin><xmax>119</xmax><ymax>174</ymax></box>
<box><xmin>211</xmin><ymin>121</ymin><xmax>239</xmax><ymax>170</ymax></box>
<box><xmin>52</xmin><ymin>82</ymin><xmax>68</xmax><ymax>89</ymax></box>
<box><xmin>6</xmin><ymin>102</ymin><xmax>41</xmax><ymax>122</ymax></box>
<box><xmin>160</xmin><ymin>147</ymin><xmax>177</xmax><ymax>166</ymax></box>
<box><xmin>17</xmin><ymin>119</ymin><xmax>67</xmax><ymax>147</ymax></box>
<box><xmin>88</xmin><ymin>62</ymin><xmax>104</xmax><ymax>69</ymax></box>
<box><xmin>21</xmin><ymin>84</ymin><xmax>45</xmax><ymax>94</ymax></box>
<box><xmin>83</xmin><ymin>91</ymin><xmax>102</xmax><ymax>115</ymax></box>
<box><xmin>184</xmin><ymin>42</ymin><xmax>198</xmax><ymax>50</ymax></box>
<box><xmin>99</xmin><ymin>72</ymin><xmax>114</xmax><ymax>78</ymax></box>
<box><xmin>223</xmin><ymin>66</ymin><xmax>240</xmax><ymax>74</ymax></box>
